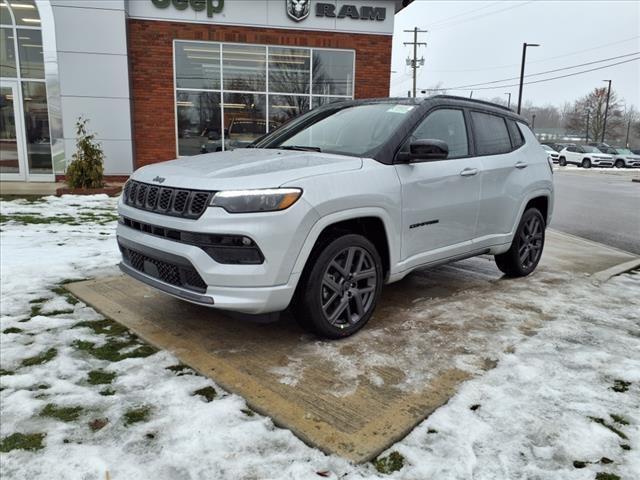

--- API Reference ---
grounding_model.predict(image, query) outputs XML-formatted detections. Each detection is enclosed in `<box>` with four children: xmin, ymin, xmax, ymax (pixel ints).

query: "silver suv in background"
<box><xmin>117</xmin><ymin>96</ymin><xmax>554</xmax><ymax>338</ymax></box>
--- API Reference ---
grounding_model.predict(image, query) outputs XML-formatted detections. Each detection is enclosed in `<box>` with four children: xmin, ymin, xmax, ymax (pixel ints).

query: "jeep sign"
<box><xmin>150</xmin><ymin>0</ymin><xmax>224</xmax><ymax>18</ymax></box>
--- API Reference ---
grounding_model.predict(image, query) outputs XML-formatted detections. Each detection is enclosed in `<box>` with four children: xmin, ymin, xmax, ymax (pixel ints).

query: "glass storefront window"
<box><xmin>176</xmin><ymin>91</ymin><xmax>222</xmax><ymax>156</ymax></box>
<box><xmin>0</xmin><ymin>85</ymin><xmax>19</xmax><ymax>174</ymax></box>
<box><xmin>1</xmin><ymin>2</ymin><xmax>13</xmax><ymax>26</ymax></box>
<box><xmin>8</xmin><ymin>0</ymin><xmax>40</xmax><ymax>26</ymax></box>
<box><xmin>223</xmin><ymin>92</ymin><xmax>266</xmax><ymax>148</ymax></box>
<box><xmin>269</xmin><ymin>95</ymin><xmax>309</xmax><ymax>129</ymax></box>
<box><xmin>312</xmin><ymin>96</ymin><xmax>348</xmax><ymax>109</ymax></box>
<box><xmin>1</xmin><ymin>27</ymin><xmax>16</xmax><ymax>77</ymax></box>
<box><xmin>17</xmin><ymin>28</ymin><xmax>43</xmax><ymax>79</ymax></box>
<box><xmin>222</xmin><ymin>44</ymin><xmax>266</xmax><ymax>92</ymax></box>
<box><xmin>312</xmin><ymin>50</ymin><xmax>354</xmax><ymax>97</ymax></box>
<box><xmin>175</xmin><ymin>41</ymin><xmax>221</xmax><ymax>90</ymax></box>
<box><xmin>268</xmin><ymin>47</ymin><xmax>310</xmax><ymax>94</ymax></box>
<box><xmin>22</xmin><ymin>81</ymin><xmax>52</xmax><ymax>174</ymax></box>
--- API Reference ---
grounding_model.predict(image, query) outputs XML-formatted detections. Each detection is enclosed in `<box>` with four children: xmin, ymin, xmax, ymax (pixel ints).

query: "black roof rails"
<box><xmin>431</xmin><ymin>95</ymin><xmax>514</xmax><ymax>112</ymax></box>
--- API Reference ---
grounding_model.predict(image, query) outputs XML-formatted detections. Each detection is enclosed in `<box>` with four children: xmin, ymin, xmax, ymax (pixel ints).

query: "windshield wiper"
<box><xmin>274</xmin><ymin>145</ymin><xmax>322</xmax><ymax>152</ymax></box>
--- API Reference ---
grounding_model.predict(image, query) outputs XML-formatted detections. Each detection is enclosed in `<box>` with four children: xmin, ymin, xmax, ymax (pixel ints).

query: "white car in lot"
<box><xmin>541</xmin><ymin>144</ymin><xmax>560</xmax><ymax>163</ymax></box>
<box><xmin>604</xmin><ymin>147</ymin><xmax>640</xmax><ymax>168</ymax></box>
<box><xmin>557</xmin><ymin>145</ymin><xmax>614</xmax><ymax>168</ymax></box>
<box><xmin>117</xmin><ymin>96</ymin><xmax>553</xmax><ymax>338</ymax></box>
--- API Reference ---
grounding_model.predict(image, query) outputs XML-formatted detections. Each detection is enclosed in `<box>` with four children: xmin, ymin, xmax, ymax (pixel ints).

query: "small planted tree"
<box><xmin>66</xmin><ymin>117</ymin><xmax>105</xmax><ymax>189</ymax></box>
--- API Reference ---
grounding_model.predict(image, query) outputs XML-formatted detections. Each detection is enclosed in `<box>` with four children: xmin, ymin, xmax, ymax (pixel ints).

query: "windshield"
<box><xmin>540</xmin><ymin>144</ymin><xmax>552</xmax><ymax>150</ymax></box>
<box><xmin>582</xmin><ymin>146</ymin><xmax>601</xmax><ymax>153</ymax></box>
<box><xmin>261</xmin><ymin>103</ymin><xmax>415</xmax><ymax>156</ymax></box>
<box><xmin>616</xmin><ymin>148</ymin><xmax>633</xmax><ymax>154</ymax></box>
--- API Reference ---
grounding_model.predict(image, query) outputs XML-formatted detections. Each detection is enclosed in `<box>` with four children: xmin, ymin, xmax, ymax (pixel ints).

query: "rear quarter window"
<box><xmin>470</xmin><ymin>111</ymin><xmax>512</xmax><ymax>156</ymax></box>
<box><xmin>506</xmin><ymin>119</ymin><xmax>525</xmax><ymax>149</ymax></box>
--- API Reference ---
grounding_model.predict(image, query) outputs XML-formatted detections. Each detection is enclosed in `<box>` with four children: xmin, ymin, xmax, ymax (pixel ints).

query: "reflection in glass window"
<box><xmin>0</xmin><ymin>85</ymin><xmax>19</xmax><ymax>174</ymax></box>
<box><xmin>17</xmin><ymin>28</ymin><xmax>43</xmax><ymax>79</ymax></box>
<box><xmin>471</xmin><ymin>111</ymin><xmax>512</xmax><ymax>156</ymax></box>
<box><xmin>22</xmin><ymin>81</ymin><xmax>51</xmax><ymax>174</ymax></box>
<box><xmin>312</xmin><ymin>50</ymin><xmax>354</xmax><ymax>96</ymax></box>
<box><xmin>268</xmin><ymin>47</ymin><xmax>310</xmax><ymax>94</ymax></box>
<box><xmin>405</xmin><ymin>109</ymin><xmax>469</xmax><ymax>158</ymax></box>
<box><xmin>1</xmin><ymin>27</ymin><xmax>16</xmax><ymax>76</ymax></box>
<box><xmin>0</xmin><ymin>3</ymin><xmax>12</xmax><ymax>26</ymax></box>
<box><xmin>176</xmin><ymin>91</ymin><xmax>222</xmax><ymax>156</ymax></box>
<box><xmin>269</xmin><ymin>95</ymin><xmax>309</xmax><ymax>129</ymax></box>
<box><xmin>222</xmin><ymin>44</ymin><xmax>266</xmax><ymax>92</ymax></box>
<box><xmin>223</xmin><ymin>93</ymin><xmax>267</xmax><ymax>148</ymax></box>
<box><xmin>312</xmin><ymin>96</ymin><xmax>347</xmax><ymax>109</ymax></box>
<box><xmin>175</xmin><ymin>41</ymin><xmax>221</xmax><ymax>90</ymax></box>
<box><xmin>9</xmin><ymin>0</ymin><xmax>39</xmax><ymax>26</ymax></box>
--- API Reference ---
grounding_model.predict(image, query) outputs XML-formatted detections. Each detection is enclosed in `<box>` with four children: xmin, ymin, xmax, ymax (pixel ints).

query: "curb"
<box><xmin>591</xmin><ymin>258</ymin><xmax>640</xmax><ymax>285</ymax></box>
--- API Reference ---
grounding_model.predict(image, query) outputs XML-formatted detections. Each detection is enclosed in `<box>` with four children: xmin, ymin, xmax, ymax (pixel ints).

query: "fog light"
<box><xmin>241</xmin><ymin>236</ymin><xmax>252</xmax><ymax>246</ymax></box>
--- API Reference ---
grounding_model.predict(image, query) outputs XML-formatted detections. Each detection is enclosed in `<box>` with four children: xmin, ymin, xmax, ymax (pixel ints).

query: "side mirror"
<box><xmin>408</xmin><ymin>139</ymin><xmax>449</xmax><ymax>162</ymax></box>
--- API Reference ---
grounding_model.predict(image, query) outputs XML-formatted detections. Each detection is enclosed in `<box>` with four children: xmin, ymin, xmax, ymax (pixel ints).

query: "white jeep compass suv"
<box><xmin>117</xmin><ymin>96</ymin><xmax>554</xmax><ymax>338</ymax></box>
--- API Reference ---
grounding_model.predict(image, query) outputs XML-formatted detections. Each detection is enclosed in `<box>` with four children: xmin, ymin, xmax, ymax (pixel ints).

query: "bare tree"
<box><xmin>564</xmin><ymin>87</ymin><xmax>624</xmax><ymax>143</ymax></box>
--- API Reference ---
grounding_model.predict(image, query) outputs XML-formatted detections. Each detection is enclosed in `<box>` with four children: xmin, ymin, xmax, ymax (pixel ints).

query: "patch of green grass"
<box><xmin>29</xmin><ymin>297</ymin><xmax>49</xmax><ymax>304</ymax></box>
<box><xmin>0</xmin><ymin>213</ymin><xmax>80</xmax><ymax>226</ymax></box>
<box><xmin>573</xmin><ymin>460</ymin><xmax>588</xmax><ymax>469</ymax></box>
<box><xmin>72</xmin><ymin>338</ymin><xmax>156</xmax><ymax>362</ymax></box>
<box><xmin>99</xmin><ymin>387</ymin><xmax>116</xmax><ymax>396</ymax></box>
<box><xmin>0</xmin><ymin>195</ymin><xmax>46</xmax><ymax>203</ymax></box>
<box><xmin>595</xmin><ymin>473</ymin><xmax>621</xmax><ymax>480</ymax></box>
<box><xmin>50</xmin><ymin>287</ymin><xmax>80</xmax><ymax>306</ymax></box>
<box><xmin>2</xmin><ymin>327</ymin><xmax>23</xmax><ymax>334</ymax></box>
<box><xmin>165</xmin><ymin>364</ymin><xmax>195</xmax><ymax>376</ymax></box>
<box><xmin>124</xmin><ymin>406</ymin><xmax>152</xmax><ymax>426</ymax></box>
<box><xmin>73</xmin><ymin>319</ymin><xmax>129</xmax><ymax>337</ymax></box>
<box><xmin>30</xmin><ymin>304</ymin><xmax>42</xmax><ymax>317</ymax></box>
<box><xmin>0</xmin><ymin>368</ymin><xmax>15</xmax><ymax>376</ymax></box>
<box><xmin>241</xmin><ymin>409</ymin><xmax>255</xmax><ymax>417</ymax></box>
<box><xmin>620</xmin><ymin>444</ymin><xmax>631</xmax><ymax>451</ymax></box>
<box><xmin>610</xmin><ymin>414</ymin><xmax>629</xmax><ymax>426</ymax></box>
<box><xmin>373</xmin><ymin>451</ymin><xmax>405</xmax><ymax>474</ymax></box>
<box><xmin>59</xmin><ymin>278</ymin><xmax>86</xmax><ymax>285</ymax></box>
<box><xmin>45</xmin><ymin>309</ymin><xmax>75</xmax><ymax>316</ymax></box>
<box><xmin>427</xmin><ymin>428</ymin><xmax>438</xmax><ymax>434</ymax></box>
<box><xmin>0</xmin><ymin>432</ymin><xmax>45</xmax><ymax>453</ymax></box>
<box><xmin>87</xmin><ymin>369</ymin><xmax>116</xmax><ymax>385</ymax></box>
<box><xmin>611</xmin><ymin>379</ymin><xmax>631</xmax><ymax>393</ymax></box>
<box><xmin>21</xmin><ymin>348</ymin><xmax>57</xmax><ymax>367</ymax></box>
<box><xmin>589</xmin><ymin>416</ymin><xmax>628</xmax><ymax>440</ymax></box>
<box><xmin>600</xmin><ymin>457</ymin><xmax>613</xmax><ymax>464</ymax></box>
<box><xmin>193</xmin><ymin>386</ymin><xmax>217</xmax><ymax>402</ymax></box>
<box><xmin>40</xmin><ymin>403</ymin><xmax>83</xmax><ymax>422</ymax></box>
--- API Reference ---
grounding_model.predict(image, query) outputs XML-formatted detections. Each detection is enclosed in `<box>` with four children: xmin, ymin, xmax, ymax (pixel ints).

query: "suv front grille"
<box><xmin>123</xmin><ymin>180</ymin><xmax>214</xmax><ymax>219</ymax></box>
<box><xmin>119</xmin><ymin>243</ymin><xmax>207</xmax><ymax>293</ymax></box>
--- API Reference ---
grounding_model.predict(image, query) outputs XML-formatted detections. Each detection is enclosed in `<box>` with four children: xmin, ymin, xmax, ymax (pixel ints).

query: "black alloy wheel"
<box><xmin>558</xmin><ymin>157</ymin><xmax>567</xmax><ymax>166</ymax></box>
<box><xmin>615</xmin><ymin>159</ymin><xmax>625</xmax><ymax>168</ymax></box>
<box><xmin>582</xmin><ymin>158</ymin><xmax>591</xmax><ymax>168</ymax></box>
<box><xmin>495</xmin><ymin>208</ymin><xmax>545</xmax><ymax>277</ymax></box>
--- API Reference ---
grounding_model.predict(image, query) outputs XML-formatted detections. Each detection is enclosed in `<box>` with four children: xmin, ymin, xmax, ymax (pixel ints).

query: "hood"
<box><xmin>132</xmin><ymin>149</ymin><xmax>363</xmax><ymax>190</ymax></box>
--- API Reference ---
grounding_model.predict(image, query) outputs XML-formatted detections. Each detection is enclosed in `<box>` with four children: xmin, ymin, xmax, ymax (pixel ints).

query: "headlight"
<box><xmin>210</xmin><ymin>188</ymin><xmax>302</xmax><ymax>213</ymax></box>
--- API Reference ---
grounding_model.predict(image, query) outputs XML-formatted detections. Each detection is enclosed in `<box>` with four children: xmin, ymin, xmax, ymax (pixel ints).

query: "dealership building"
<box><xmin>0</xmin><ymin>0</ymin><xmax>412</xmax><ymax>182</ymax></box>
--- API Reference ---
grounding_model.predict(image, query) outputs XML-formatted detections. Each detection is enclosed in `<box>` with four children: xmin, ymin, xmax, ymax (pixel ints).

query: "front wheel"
<box><xmin>615</xmin><ymin>159</ymin><xmax>625</xmax><ymax>168</ymax></box>
<box><xmin>582</xmin><ymin>158</ymin><xmax>592</xmax><ymax>168</ymax></box>
<box><xmin>293</xmin><ymin>234</ymin><xmax>383</xmax><ymax>339</ymax></box>
<box><xmin>558</xmin><ymin>157</ymin><xmax>567</xmax><ymax>167</ymax></box>
<box><xmin>495</xmin><ymin>208</ymin><xmax>545</xmax><ymax>277</ymax></box>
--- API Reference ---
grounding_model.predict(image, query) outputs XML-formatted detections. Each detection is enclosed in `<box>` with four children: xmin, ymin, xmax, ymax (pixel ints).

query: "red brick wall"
<box><xmin>127</xmin><ymin>19</ymin><xmax>392</xmax><ymax>168</ymax></box>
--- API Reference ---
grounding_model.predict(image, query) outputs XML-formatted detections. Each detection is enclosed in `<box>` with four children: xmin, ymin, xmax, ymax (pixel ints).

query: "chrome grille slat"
<box><xmin>122</xmin><ymin>180</ymin><xmax>214</xmax><ymax>219</ymax></box>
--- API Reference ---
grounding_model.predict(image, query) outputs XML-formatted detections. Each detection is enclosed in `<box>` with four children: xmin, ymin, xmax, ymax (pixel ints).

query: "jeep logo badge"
<box><xmin>150</xmin><ymin>0</ymin><xmax>224</xmax><ymax>18</ymax></box>
<box><xmin>152</xmin><ymin>176</ymin><xmax>166</xmax><ymax>184</ymax></box>
<box><xmin>286</xmin><ymin>0</ymin><xmax>310</xmax><ymax>22</ymax></box>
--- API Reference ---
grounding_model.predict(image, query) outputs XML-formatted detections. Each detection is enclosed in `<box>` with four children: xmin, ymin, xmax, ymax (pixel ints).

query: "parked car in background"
<box><xmin>558</xmin><ymin>145</ymin><xmax>614</xmax><ymax>168</ymax></box>
<box><xmin>549</xmin><ymin>142</ymin><xmax>576</xmax><ymax>153</ymax></box>
<box><xmin>631</xmin><ymin>148</ymin><xmax>640</xmax><ymax>155</ymax></box>
<box><xmin>117</xmin><ymin>96</ymin><xmax>553</xmax><ymax>338</ymax></box>
<box><xmin>588</xmin><ymin>142</ymin><xmax>612</xmax><ymax>151</ymax></box>
<box><xmin>604</xmin><ymin>147</ymin><xmax>640</xmax><ymax>168</ymax></box>
<box><xmin>541</xmin><ymin>144</ymin><xmax>560</xmax><ymax>163</ymax></box>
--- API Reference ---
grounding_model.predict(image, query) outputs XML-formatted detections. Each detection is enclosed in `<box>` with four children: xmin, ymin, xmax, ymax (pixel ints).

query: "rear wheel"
<box><xmin>293</xmin><ymin>234</ymin><xmax>383</xmax><ymax>339</ymax></box>
<box><xmin>582</xmin><ymin>158</ymin><xmax>591</xmax><ymax>168</ymax></box>
<box><xmin>615</xmin><ymin>159</ymin><xmax>625</xmax><ymax>168</ymax></box>
<box><xmin>558</xmin><ymin>157</ymin><xmax>567</xmax><ymax>166</ymax></box>
<box><xmin>495</xmin><ymin>208</ymin><xmax>545</xmax><ymax>277</ymax></box>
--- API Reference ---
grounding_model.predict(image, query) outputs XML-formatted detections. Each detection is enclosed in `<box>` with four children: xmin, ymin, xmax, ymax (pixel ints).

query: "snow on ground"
<box><xmin>1</xmin><ymin>194</ymin><xmax>639</xmax><ymax>480</ymax></box>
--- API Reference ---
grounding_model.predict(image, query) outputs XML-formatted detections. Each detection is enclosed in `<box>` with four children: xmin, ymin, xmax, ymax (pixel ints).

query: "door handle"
<box><xmin>460</xmin><ymin>168</ymin><xmax>479</xmax><ymax>177</ymax></box>
<box><xmin>515</xmin><ymin>162</ymin><xmax>528</xmax><ymax>169</ymax></box>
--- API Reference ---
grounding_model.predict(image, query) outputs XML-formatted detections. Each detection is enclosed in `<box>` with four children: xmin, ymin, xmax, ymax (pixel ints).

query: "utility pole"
<box><xmin>585</xmin><ymin>110</ymin><xmax>591</xmax><ymax>143</ymax></box>
<box><xmin>404</xmin><ymin>27</ymin><xmax>427</xmax><ymax>98</ymax></box>
<box><xmin>531</xmin><ymin>114</ymin><xmax>536</xmax><ymax>131</ymax></box>
<box><xmin>517</xmin><ymin>42</ymin><xmax>540</xmax><ymax>114</ymax></box>
<box><xmin>601</xmin><ymin>79</ymin><xmax>612</xmax><ymax>143</ymax></box>
<box><xmin>505</xmin><ymin>92</ymin><xmax>512</xmax><ymax>109</ymax></box>
<box><xmin>626</xmin><ymin>118</ymin><xmax>631</xmax><ymax>147</ymax></box>
<box><xmin>469</xmin><ymin>91</ymin><xmax>474</xmax><ymax>99</ymax></box>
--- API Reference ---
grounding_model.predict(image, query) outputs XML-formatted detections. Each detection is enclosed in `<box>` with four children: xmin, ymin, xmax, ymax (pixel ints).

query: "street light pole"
<box><xmin>601</xmin><ymin>79</ymin><xmax>612</xmax><ymax>143</ymax></box>
<box><xmin>531</xmin><ymin>114</ymin><xmax>536</xmax><ymax>131</ymax></box>
<box><xmin>517</xmin><ymin>42</ymin><xmax>540</xmax><ymax>114</ymax></box>
<box><xmin>585</xmin><ymin>110</ymin><xmax>591</xmax><ymax>143</ymax></box>
<box><xmin>626</xmin><ymin>118</ymin><xmax>632</xmax><ymax>147</ymax></box>
<box><xmin>505</xmin><ymin>92</ymin><xmax>512</xmax><ymax>109</ymax></box>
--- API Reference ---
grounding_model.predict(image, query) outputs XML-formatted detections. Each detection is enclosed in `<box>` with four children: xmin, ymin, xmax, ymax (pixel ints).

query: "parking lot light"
<box><xmin>517</xmin><ymin>43</ymin><xmax>540</xmax><ymax>114</ymax></box>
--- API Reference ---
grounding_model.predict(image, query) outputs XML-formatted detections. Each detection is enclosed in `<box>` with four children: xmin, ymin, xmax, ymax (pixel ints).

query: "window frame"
<box><xmin>172</xmin><ymin>39</ymin><xmax>356</xmax><ymax>157</ymax></box>
<box><xmin>468</xmin><ymin>109</ymin><xmax>517</xmax><ymax>157</ymax></box>
<box><xmin>393</xmin><ymin>106</ymin><xmax>473</xmax><ymax>163</ymax></box>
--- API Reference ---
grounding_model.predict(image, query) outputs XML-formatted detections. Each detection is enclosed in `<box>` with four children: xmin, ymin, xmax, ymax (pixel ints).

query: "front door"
<box><xmin>0</xmin><ymin>80</ymin><xmax>27</xmax><ymax>181</ymax></box>
<box><xmin>394</xmin><ymin>108</ymin><xmax>481</xmax><ymax>264</ymax></box>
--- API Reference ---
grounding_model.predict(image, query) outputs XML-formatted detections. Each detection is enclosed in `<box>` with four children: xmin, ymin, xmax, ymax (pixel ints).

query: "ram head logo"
<box><xmin>286</xmin><ymin>0</ymin><xmax>310</xmax><ymax>22</ymax></box>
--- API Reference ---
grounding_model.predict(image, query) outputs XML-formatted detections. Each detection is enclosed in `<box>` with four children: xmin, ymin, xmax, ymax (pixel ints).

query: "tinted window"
<box><xmin>506</xmin><ymin>119</ymin><xmax>525</xmax><ymax>149</ymax></box>
<box><xmin>471</xmin><ymin>111</ymin><xmax>512</xmax><ymax>155</ymax></box>
<box><xmin>567</xmin><ymin>146</ymin><xmax>576</xmax><ymax>152</ymax></box>
<box><xmin>403</xmin><ymin>109</ymin><xmax>469</xmax><ymax>158</ymax></box>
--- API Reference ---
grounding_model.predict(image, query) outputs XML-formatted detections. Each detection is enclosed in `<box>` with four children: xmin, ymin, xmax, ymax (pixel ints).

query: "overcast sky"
<box><xmin>391</xmin><ymin>0</ymin><xmax>640</xmax><ymax>109</ymax></box>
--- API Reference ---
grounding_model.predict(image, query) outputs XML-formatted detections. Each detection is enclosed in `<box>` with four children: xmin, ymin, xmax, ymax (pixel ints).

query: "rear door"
<box><xmin>472</xmin><ymin>111</ymin><xmax>529</xmax><ymax>239</ymax></box>
<box><xmin>394</xmin><ymin>108</ymin><xmax>481</xmax><ymax>261</ymax></box>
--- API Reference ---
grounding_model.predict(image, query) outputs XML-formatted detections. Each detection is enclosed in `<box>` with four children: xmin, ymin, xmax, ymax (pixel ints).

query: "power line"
<box><xmin>422</xmin><ymin>56</ymin><xmax>640</xmax><ymax>92</ymax></box>
<box><xmin>440</xmin><ymin>52</ymin><xmax>640</xmax><ymax>90</ymax></box>
<box><xmin>428</xmin><ymin>1</ymin><xmax>534</xmax><ymax>31</ymax></box>
<box><xmin>425</xmin><ymin>1</ymin><xmax>501</xmax><ymax>28</ymax></box>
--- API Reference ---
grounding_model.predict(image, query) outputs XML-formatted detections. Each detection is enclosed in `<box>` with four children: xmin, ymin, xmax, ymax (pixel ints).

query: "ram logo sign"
<box><xmin>286</xmin><ymin>0</ymin><xmax>310</xmax><ymax>22</ymax></box>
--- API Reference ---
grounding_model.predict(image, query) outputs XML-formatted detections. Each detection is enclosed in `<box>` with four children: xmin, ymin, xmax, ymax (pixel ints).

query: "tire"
<box><xmin>558</xmin><ymin>157</ymin><xmax>567</xmax><ymax>167</ymax></box>
<box><xmin>615</xmin><ymin>159</ymin><xmax>625</xmax><ymax>169</ymax></box>
<box><xmin>582</xmin><ymin>158</ymin><xmax>591</xmax><ymax>168</ymax></box>
<box><xmin>495</xmin><ymin>208</ymin><xmax>545</xmax><ymax>277</ymax></box>
<box><xmin>293</xmin><ymin>234</ymin><xmax>383</xmax><ymax>339</ymax></box>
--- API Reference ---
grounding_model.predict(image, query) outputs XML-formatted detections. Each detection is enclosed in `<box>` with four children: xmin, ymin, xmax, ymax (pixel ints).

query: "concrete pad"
<box><xmin>66</xmin><ymin>230</ymin><xmax>638</xmax><ymax>463</ymax></box>
<box><xmin>0</xmin><ymin>181</ymin><xmax>59</xmax><ymax>196</ymax></box>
